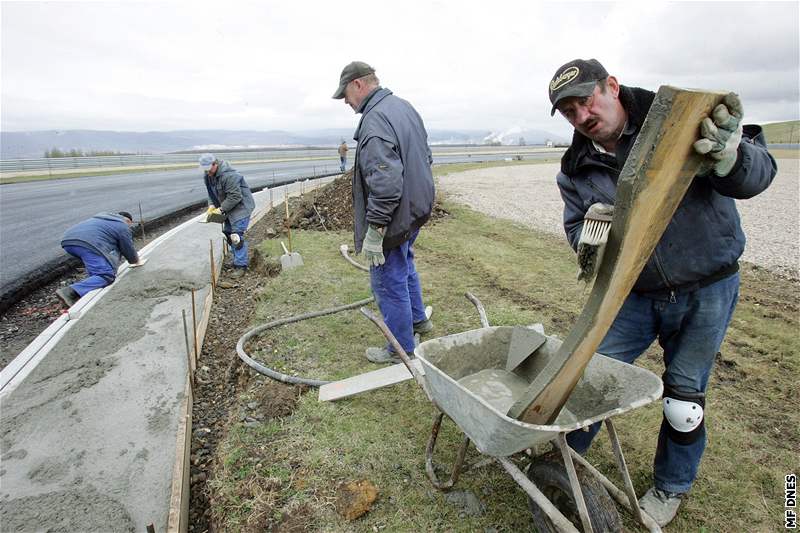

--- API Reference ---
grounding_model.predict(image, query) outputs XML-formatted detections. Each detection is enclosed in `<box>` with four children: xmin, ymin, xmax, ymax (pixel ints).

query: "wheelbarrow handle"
<box><xmin>465</xmin><ymin>292</ymin><xmax>490</xmax><ymax>328</ymax></box>
<box><xmin>359</xmin><ymin>307</ymin><xmax>432</xmax><ymax>401</ymax></box>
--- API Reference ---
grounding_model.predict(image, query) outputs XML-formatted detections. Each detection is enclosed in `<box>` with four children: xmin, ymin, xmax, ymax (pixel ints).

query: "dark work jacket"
<box><xmin>352</xmin><ymin>87</ymin><xmax>435</xmax><ymax>252</ymax></box>
<box><xmin>556</xmin><ymin>86</ymin><xmax>777</xmax><ymax>296</ymax></box>
<box><xmin>204</xmin><ymin>160</ymin><xmax>255</xmax><ymax>224</ymax></box>
<box><xmin>61</xmin><ymin>212</ymin><xmax>139</xmax><ymax>269</ymax></box>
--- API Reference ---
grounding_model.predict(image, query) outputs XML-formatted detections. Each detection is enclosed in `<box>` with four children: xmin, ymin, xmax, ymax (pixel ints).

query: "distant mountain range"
<box><xmin>0</xmin><ymin>128</ymin><xmax>569</xmax><ymax>159</ymax></box>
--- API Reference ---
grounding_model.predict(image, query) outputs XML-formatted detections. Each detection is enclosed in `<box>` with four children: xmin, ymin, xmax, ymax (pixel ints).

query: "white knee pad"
<box><xmin>663</xmin><ymin>396</ymin><xmax>704</xmax><ymax>433</ymax></box>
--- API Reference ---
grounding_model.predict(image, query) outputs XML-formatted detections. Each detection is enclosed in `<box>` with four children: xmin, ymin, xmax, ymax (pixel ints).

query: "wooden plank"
<box><xmin>319</xmin><ymin>359</ymin><xmax>426</xmax><ymax>402</ymax></box>
<box><xmin>166</xmin><ymin>383</ymin><xmax>192</xmax><ymax>533</ymax></box>
<box><xmin>508</xmin><ymin>86</ymin><xmax>727</xmax><ymax>424</ymax></box>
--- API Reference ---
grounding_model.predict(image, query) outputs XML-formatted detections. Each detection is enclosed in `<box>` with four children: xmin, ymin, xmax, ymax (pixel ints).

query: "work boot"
<box><xmin>365</xmin><ymin>346</ymin><xmax>414</xmax><ymax>365</ymax></box>
<box><xmin>638</xmin><ymin>487</ymin><xmax>683</xmax><ymax>527</ymax></box>
<box><xmin>413</xmin><ymin>319</ymin><xmax>433</xmax><ymax>335</ymax></box>
<box><xmin>55</xmin><ymin>286</ymin><xmax>79</xmax><ymax>307</ymax></box>
<box><xmin>229</xmin><ymin>267</ymin><xmax>247</xmax><ymax>279</ymax></box>
<box><xmin>230</xmin><ymin>233</ymin><xmax>244</xmax><ymax>250</ymax></box>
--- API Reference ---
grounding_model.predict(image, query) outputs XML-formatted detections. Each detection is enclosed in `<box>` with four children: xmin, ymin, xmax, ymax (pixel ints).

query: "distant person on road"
<box><xmin>57</xmin><ymin>212</ymin><xmax>142</xmax><ymax>307</ymax></box>
<box><xmin>338</xmin><ymin>140</ymin><xmax>349</xmax><ymax>172</ymax></box>
<box><xmin>199</xmin><ymin>153</ymin><xmax>255</xmax><ymax>278</ymax></box>
<box><xmin>548</xmin><ymin>58</ymin><xmax>776</xmax><ymax>526</ymax></box>
<box><xmin>333</xmin><ymin>61</ymin><xmax>435</xmax><ymax>364</ymax></box>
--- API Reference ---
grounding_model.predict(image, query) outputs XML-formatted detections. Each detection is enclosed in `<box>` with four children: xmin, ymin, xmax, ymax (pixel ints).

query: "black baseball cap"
<box><xmin>548</xmin><ymin>58</ymin><xmax>609</xmax><ymax>116</ymax></box>
<box><xmin>332</xmin><ymin>61</ymin><xmax>375</xmax><ymax>99</ymax></box>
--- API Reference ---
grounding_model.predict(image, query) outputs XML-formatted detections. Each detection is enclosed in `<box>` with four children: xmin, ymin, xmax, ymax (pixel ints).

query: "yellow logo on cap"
<box><xmin>550</xmin><ymin>66</ymin><xmax>580</xmax><ymax>93</ymax></box>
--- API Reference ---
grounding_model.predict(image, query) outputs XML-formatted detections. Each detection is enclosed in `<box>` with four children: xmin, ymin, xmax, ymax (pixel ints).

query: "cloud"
<box><xmin>1</xmin><ymin>1</ymin><xmax>797</xmax><ymax>133</ymax></box>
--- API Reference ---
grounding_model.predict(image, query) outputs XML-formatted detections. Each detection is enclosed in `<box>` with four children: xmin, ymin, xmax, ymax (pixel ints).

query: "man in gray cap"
<box><xmin>333</xmin><ymin>61</ymin><xmax>435</xmax><ymax>364</ymax></box>
<box><xmin>199</xmin><ymin>153</ymin><xmax>255</xmax><ymax>278</ymax></box>
<box><xmin>548</xmin><ymin>58</ymin><xmax>776</xmax><ymax>526</ymax></box>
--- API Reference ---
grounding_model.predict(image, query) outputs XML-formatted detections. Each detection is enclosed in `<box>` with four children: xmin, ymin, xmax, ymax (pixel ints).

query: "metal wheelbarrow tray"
<box><xmin>413</xmin><ymin>324</ymin><xmax>665</xmax><ymax>532</ymax></box>
<box><xmin>415</xmin><ymin>325</ymin><xmax>662</xmax><ymax>457</ymax></box>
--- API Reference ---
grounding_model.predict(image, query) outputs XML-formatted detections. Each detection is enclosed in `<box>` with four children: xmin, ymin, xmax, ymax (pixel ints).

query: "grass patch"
<box><xmin>768</xmin><ymin>148</ymin><xmax>800</xmax><ymax>159</ymax></box>
<box><xmin>762</xmin><ymin>120</ymin><xmax>800</xmax><ymax>144</ymax></box>
<box><xmin>209</xmin><ymin>194</ymin><xmax>798</xmax><ymax>531</ymax></box>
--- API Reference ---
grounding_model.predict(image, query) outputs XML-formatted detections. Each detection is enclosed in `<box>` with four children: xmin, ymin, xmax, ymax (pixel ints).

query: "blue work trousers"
<box><xmin>63</xmin><ymin>245</ymin><xmax>117</xmax><ymax>296</ymax></box>
<box><xmin>223</xmin><ymin>216</ymin><xmax>250</xmax><ymax>268</ymax></box>
<box><xmin>566</xmin><ymin>273</ymin><xmax>739</xmax><ymax>494</ymax></box>
<box><xmin>370</xmin><ymin>230</ymin><xmax>427</xmax><ymax>354</ymax></box>
<box><xmin>340</xmin><ymin>156</ymin><xmax>347</xmax><ymax>172</ymax></box>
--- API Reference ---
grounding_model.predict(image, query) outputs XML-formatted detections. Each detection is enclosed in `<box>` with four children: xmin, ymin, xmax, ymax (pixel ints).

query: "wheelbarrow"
<box><xmin>360</xmin><ymin>293</ymin><xmax>664</xmax><ymax>533</ymax></box>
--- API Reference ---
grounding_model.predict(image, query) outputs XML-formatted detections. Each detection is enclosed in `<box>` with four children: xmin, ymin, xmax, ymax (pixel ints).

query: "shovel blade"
<box><xmin>505</xmin><ymin>326</ymin><xmax>547</xmax><ymax>373</ymax></box>
<box><xmin>280</xmin><ymin>252</ymin><xmax>304</xmax><ymax>270</ymax></box>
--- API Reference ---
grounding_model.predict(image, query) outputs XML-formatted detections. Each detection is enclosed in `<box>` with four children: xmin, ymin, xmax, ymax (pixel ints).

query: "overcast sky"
<box><xmin>1</xmin><ymin>1</ymin><xmax>798</xmax><ymax>138</ymax></box>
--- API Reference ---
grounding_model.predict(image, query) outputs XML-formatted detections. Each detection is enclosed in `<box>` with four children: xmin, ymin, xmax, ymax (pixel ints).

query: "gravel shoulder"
<box><xmin>438</xmin><ymin>159</ymin><xmax>799</xmax><ymax>280</ymax></box>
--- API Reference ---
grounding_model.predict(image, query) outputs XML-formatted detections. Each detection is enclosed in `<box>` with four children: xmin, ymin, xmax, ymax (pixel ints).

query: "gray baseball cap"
<box><xmin>199</xmin><ymin>153</ymin><xmax>216</xmax><ymax>169</ymax></box>
<box><xmin>548</xmin><ymin>58</ymin><xmax>609</xmax><ymax>116</ymax></box>
<box><xmin>332</xmin><ymin>61</ymin><xmax>375</xmax><ymax>99</ymax></box>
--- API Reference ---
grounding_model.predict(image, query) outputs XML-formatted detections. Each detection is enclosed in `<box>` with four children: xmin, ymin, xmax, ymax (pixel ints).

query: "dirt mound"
<box><xmin>258</xmin><ymin>172</ymin><xmax>449</xmax><ymax>237</ymax></box>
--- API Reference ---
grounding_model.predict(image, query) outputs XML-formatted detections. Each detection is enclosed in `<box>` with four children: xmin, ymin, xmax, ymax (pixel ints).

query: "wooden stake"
<box><xmin>284</xmin><ymin>187</ymin><xmax>293</xmax><ymax>253</ymax></box>
<box><xmin>209</xmin><ymin>239</ymin><xmax>216</xmax><ymax>289</ymax></box>
<box><xmin>138</xmin><ymin>202</ymin><xmax>147</xmax><ymax>243</ymax></box>
<box><xmin>181</xmin><ymin>310</ymin><xmax>194</xmax><ymax>390</ymax></box>
<box><xmin>190</xmin><ymin>289</ymin><xmax>199</xmax><ymax>367</ymax></box>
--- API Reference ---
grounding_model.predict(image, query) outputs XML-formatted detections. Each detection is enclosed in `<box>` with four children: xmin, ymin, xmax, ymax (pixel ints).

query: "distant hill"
<box><xmin>761</xmin><ymin>120</ymin><xmax>800</xmax><ymax>144</ymax></box>
<box><xmin>0</xmin><ymin>128</ymin><xmax>569</xmax><ymax>159</ymax></box>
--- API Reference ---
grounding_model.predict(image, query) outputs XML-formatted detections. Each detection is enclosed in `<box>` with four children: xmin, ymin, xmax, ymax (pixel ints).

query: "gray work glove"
<box><xmin>693</xmin><ymin>92</ymin><xmax>744</xmax><ymax>177</ymax></box>
<box><xmin>363</xmin><ymin>225</ymin><xmax>385</xmax><ymax>267</ymax></box>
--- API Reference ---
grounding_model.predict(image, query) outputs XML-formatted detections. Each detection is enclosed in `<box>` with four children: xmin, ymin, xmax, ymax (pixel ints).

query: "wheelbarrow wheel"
<box><xmin>526</xmin><ymin>453</ymin><xmax>621</xmax><ymax>533</ymax></box>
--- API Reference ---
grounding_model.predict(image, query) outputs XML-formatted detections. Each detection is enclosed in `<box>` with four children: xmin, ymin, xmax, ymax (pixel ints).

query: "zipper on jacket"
<box><xmin>651</xmin><ymin>248</ymin><xmax>677</xmax><ymax>303</ymax></box>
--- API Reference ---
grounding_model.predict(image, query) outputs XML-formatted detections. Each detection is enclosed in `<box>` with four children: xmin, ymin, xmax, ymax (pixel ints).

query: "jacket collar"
<box><xmin>560</xmin><ymin>85</ymin><xmax>655</xmax><ymax>175</ymax></box>
<box><xmin>354</xmin><ymin>87</ymin><xmax>393</xmax><ymax>141</ymax></box>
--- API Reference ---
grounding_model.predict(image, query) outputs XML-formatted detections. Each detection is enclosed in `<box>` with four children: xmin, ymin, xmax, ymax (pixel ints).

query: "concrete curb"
<box><xmin>0</xmin><ymin>175</ymin><xmax>337</xmax><ymax>532</ymax></box>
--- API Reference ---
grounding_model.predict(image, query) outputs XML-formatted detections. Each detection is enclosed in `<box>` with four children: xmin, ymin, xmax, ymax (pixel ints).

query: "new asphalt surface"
<box><xmin>0</xmin><ymin>148</ymin><xmax>560</xmax><ymax>298</ymax></box>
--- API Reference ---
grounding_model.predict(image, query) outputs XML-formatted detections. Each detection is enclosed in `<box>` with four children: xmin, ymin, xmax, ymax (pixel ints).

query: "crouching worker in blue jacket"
<box><xmin>199</xmin><ymin>153</ymin><xmax>255</xmax><ymax>279</ymax></box>
<box><xmin>57</xmin><ymin>211</ymin><xmax>142</xmax><ymax>307</ymax></box>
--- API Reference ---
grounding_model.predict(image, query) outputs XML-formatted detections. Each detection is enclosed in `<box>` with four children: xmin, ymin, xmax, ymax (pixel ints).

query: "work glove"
<box><xmin>205</xmin><ymin>207</ymin><xmax>225</xmax><ymax>224</ymax></box>
<box><xmin>693</xmin><ymin>92</ymin><xmax>744</xmax><ymax>177</ymax></box>
<box><xmin>363</xmin><ymin>225</ymin><xmax>385</xmax><ymax>267</ymax></box>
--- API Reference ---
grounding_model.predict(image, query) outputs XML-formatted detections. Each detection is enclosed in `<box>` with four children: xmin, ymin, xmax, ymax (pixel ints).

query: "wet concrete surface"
<box><xmin>0</xmin><ymin>180</ymin><xmax>324</xmax><ymax>531</ymax></box>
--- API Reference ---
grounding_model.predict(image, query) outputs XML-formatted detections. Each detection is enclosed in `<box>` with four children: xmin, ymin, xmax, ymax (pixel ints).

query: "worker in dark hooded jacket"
<box><xmin>332</xmin><ymin>61</ymin><xmax>435</xmax><ymax>364</ymax></box>
<box><xmin>548</xmin><ymin>58</ymin><xmax>776</xmax><ymax>527</ymax></box>
<box><xmin>200</xmin><ymin>153</ymin><xmax>255</xmax><ymax>278</ymax></box>
<box><xmin>57</xmin><ymin>211</ymin><xmax>141</xmax><ymax>306</ymax></box>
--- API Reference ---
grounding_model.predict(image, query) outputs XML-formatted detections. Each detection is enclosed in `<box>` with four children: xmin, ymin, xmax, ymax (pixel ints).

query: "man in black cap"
<box><xmin>57</xmin><ymin>212</ymin><xmax>143</xmax><ymax>306</ymax></box>
<box><xmin>333</xmin><ymin>61</ymin><xmax>435</xmax><ymax>364</ymax></box>
<box><xmin>548</xmin><ymin>58</ymin><xmax>776</xmax><ymax>526</ymax></box>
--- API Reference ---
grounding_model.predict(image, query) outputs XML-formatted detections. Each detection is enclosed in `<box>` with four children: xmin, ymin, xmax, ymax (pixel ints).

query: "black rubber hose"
<box><xmin>236</xmin><ymin>296</ymin><xmax>375</xmax><ymax>387</ymax></box>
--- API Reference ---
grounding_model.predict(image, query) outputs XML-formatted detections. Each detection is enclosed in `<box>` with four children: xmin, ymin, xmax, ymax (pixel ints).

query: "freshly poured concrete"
<box><xmin>0</xmin><ymin>178</ymin><xmax>333</xmax><ymax>532</ymax></box>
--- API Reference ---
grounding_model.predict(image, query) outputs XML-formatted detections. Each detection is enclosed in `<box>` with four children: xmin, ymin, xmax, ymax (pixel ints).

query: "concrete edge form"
<box><xmin>0</xmin><ymin>175</ymin><xmax>336</xmax><ymax>532</ymax></box>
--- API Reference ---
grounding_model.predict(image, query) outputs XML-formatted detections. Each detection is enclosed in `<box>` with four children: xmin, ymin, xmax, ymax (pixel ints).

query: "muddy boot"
<box><xmin>638</xmin><ymin>487</ymin><xmax>683</xmax><ymax>527</ymax></box>
<box><xmin>367</xmin><ymin>347</ymin><xmax>410</xmax><ymax>365</ymax></box>
<box><xmin>229</xmin><ymin>267</ymin><xmax>247</xmax><ymax>279</ymax></box>
<box><xmin>413</xmin><ymin>319</ymin><xmax>433</xmax><ymax>335</ymax></box>
<box><xmin>55</xmin><ymin>286</ymin><xmax>79</xmax><ymax>307</ymax></box>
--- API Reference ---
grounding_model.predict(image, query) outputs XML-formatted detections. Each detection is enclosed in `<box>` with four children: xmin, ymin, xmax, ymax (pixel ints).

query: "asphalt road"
<box><xmin>0</xmin><ymin>149</ymin><xmax>559</xmax><ymax>295</ymax></box>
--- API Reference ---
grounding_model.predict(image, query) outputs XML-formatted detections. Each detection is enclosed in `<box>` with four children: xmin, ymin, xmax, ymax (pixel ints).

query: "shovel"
<box><xmin>280</xmin><ymin>241</ymin><xmax>304</xmax><ymax>269</ymax></box>
<box><xmin>280</xmin><ymin>196</ymin><xmax>303</xmax><ymax>269</ymax></box>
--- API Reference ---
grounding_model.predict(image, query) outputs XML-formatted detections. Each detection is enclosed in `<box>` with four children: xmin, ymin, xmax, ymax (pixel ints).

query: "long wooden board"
<box><xmin>508</xmin><ymin>86</ymin><xmax>727</xmax><ymax>424</ymax></box>
<box><xmin>319</xmin><ymin>358</ymin><xmax>426</xmax><ymax>402</ymax></box>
